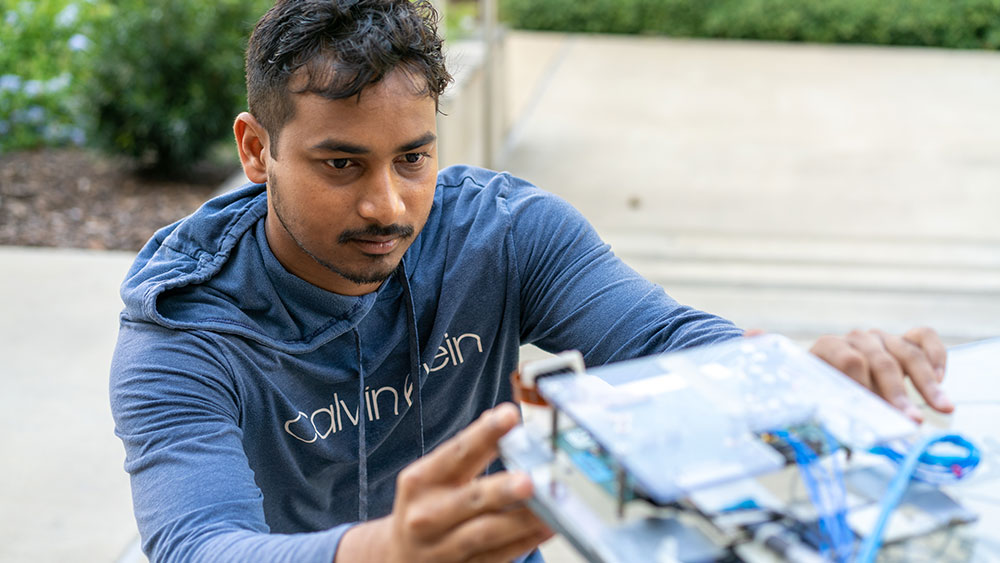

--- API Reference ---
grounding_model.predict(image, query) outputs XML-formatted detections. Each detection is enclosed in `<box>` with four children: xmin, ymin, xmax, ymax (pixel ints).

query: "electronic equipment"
<box><xmin>500</xmin><ymin>335</ymin><xmax>979</xmax><ymax>562</ymax></box>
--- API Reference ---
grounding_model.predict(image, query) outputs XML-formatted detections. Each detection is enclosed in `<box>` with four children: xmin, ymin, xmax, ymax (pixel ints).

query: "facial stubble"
<box><xmin>268</xmin><ymin>173</ymin><xmax>413</xmax><ymax>287</ymax></box>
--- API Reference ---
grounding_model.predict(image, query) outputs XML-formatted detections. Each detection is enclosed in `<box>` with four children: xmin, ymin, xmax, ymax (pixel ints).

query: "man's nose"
<box><xmin>357</xmin><ymin>168</ymin><xmax>405</xmax><ymax>225</ymax></box>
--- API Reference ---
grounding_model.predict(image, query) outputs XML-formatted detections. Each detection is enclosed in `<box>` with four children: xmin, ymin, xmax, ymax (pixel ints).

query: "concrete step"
<box><xmin>600</xmin><ymin>230</ymin><xmax>1000</xmax><ymax>344</ymax></box>
<box><xmin>619</xmin><ymin>257</ymin><xmax>1000</xmax><ymax>295</ymax></box>
<box><xmin>606</xmin><ymin>230</ymin><xmax>1000</xmax><ymax>294</ymax></box>
<box><xmin>605</xmin><ymin>230</ymin><xmax>1000</xmax><ymax>271</ymax></box>
<box><xmin>660</xmin><ymin>283</ymin><xmax>1000</xmax><ymax>344</ymax></box>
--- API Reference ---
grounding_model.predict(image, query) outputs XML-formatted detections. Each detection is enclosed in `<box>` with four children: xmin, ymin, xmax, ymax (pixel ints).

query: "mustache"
<box><xmin>338</xmin><ymin>224</ymin><xmax>415</xmax><ymax>244</ymax></box>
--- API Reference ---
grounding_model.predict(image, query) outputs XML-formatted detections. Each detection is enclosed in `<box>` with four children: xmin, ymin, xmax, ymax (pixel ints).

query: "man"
<box><xmin>110</xmin><ymin>1</ymin><xmax>953</xmax><ymax>561</ymax></box>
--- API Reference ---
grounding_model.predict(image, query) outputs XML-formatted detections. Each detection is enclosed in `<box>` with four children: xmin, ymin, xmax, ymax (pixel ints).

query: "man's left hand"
<box><xmin>810</xmin><ymin>327</ymin><xmax>953</xmax><ymax>422</ymax></box>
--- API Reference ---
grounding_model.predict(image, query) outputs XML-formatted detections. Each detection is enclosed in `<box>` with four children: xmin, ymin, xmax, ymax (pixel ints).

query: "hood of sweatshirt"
<box><xmin>120</xmin><ymin>182</ymin><xmax>396</xmax><ymax>354</ymax></box>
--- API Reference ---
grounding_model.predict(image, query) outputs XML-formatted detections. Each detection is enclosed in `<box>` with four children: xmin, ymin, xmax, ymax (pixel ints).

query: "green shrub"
<box><xmin>83</xmin><ymin>0</ymin><xmax>271</xmax><ymax>173</ymax></box>
<box><xmin>502</xmin><ymin>0</ymin><xmax>1000</xmax><ymax>50</ymax></box>
<box><xmin>0</xmin><ymin>0</ymin><xmax>107</xmax><ymax>153</ymax></box>
<box><xmin>639</xmin><ymin>0</ymin><xmax>726</xmax><ymax>38</ymax></box>
<box><xmin>503</xmin><ymin>0</ymin><xmax>646</xmax><ymax>34</ymax></box>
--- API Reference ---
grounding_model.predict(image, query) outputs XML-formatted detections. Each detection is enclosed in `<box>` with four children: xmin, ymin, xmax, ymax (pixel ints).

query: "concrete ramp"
<box><xmin>502</xmin><ymin>33</ymin><xmax>1000</xmax><ymax>344</ymax></box>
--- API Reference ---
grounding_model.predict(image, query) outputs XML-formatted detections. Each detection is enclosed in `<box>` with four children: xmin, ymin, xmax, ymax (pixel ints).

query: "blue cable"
<box><xmin>855</xmin><ymin>433</ymin><xmax>979</xmax><ymax>563</ymax></box>
<box><xmin>870</xmin><ymin>434</ymin><xmax>980</xmax><ymax>484</ymax></box>
<box><xmin>771</xmin><ymin>429</ymin><xmax>852</xmax><ymax>562</ymax></box>
<box><xmin>821</xmin><ymin>428</ymin><xmax>855</xmax><ymax>557</ymax></box>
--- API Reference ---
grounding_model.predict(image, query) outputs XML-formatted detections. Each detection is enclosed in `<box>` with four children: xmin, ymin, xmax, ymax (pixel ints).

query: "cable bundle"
<box><xmin>770</xmin><ymin>429</ymin><xmax>854</xmax><ymax>562</ymax></box>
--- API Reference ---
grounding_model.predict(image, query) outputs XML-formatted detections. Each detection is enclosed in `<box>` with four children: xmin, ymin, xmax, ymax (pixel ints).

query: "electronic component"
<box><xmin>499</xmin><ymin>334</ymin><xmax>979</xmax><ymax>563</ymax></box>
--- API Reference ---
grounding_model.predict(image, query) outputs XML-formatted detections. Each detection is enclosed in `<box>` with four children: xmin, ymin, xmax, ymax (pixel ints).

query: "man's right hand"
<box><xmin>336</xmin><ymin>403</ymin><xmax>553</xmax><ymax>562</ymax></box>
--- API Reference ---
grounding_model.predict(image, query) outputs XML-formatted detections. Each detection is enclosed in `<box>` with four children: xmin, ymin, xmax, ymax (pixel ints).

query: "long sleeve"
<box><xmin>110</xmin><ymin>320</ymin><xmax>351</xmax><ymax>562</ymax></box>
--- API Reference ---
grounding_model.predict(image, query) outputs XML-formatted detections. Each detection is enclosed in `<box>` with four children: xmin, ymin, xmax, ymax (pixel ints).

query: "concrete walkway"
<box><xmin>0</xmin><ymin>247</ymin><xmax>139</xmax><ymax>562</ymax></box>
<box><xmin>2</xmin><ymin>33</ymin><xmax>999</xmax><ymax>562</ymax></box>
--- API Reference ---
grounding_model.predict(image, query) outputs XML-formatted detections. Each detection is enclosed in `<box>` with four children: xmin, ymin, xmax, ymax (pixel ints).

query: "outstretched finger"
<box><xmin>882</xmin><ymin>329</ymin><xmax>953</xmax><ymax>413</ymax></box>
<box><xmin>402</xmin><ymin>471</ymin><xmax>535</xmax><ymax>540</ymax></box>
<box><xmin>846</xmin><ymin>330</ymin><xmax>922</xmax><ymax>421</ymax></box>
<box><xmin>904</xmin><ymin>326</ymin><xmax>948</xmax><ymax>382</ymax></box>
<box><xmin>405</xmin><ymin>403</ymin><xmax>521</xmax><ymax>490</ymax></box>
<box><xmin>811</xmin><ymin>334</ymin><xmax>871</xmax><ymax>390</ymax></box>
<box><xmin>466</xmin><ymin>524</ymin><xmax>554</xmax><ymax>563</ymax></box>
<box><xmin>431</xmin><ymin>505</ymin><xmax>552</xmax><ymax>563</ymax></box>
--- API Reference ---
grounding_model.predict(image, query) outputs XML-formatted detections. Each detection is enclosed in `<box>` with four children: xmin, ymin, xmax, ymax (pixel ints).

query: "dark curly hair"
<box><xmin>246</xmin><ymin>0</ymin><xmax>452</xmax><ymax>156</ymax></box>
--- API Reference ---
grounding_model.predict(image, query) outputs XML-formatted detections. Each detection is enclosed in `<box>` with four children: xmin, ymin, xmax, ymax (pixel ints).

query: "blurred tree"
<box><xmin>84</xmin><ymin>0</ymin><xmax>272</xmax><ymax>174</ymax></box>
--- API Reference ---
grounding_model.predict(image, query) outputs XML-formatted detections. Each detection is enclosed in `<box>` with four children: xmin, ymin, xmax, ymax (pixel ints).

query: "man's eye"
<box><xmin>403</xmin><ymin>153</ymin><xmax>425</xmax><ymax>164</ymax></box>
<box><xmin>327</xmin><ymin>158</ymin><xmax>351</xmax><ymax>169</ymax></box>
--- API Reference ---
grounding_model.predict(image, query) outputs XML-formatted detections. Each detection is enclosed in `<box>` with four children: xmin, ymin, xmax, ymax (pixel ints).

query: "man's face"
<box><xmin>261</xmin><ymin>69</ymin><xmax>438</xmax><ymax>295</ymax></box>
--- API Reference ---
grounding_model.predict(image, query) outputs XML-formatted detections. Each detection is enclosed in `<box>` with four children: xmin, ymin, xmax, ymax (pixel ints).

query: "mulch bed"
<box><xmin>0</xmin><ymin>148</ymin><xmax>234</xmax><ymax>251</ymax></box>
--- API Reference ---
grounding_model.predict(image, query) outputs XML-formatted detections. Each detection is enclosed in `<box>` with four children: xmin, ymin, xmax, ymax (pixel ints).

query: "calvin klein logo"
<box><xmin>422</xmin><ymin>332</ymin><xmax>483</xmax><ymax>374</ymax></box>
<box><xmin>283</xmin><ymin>377</ymin><xmax>415</xmax><ymax>444</ymax></box>
<box><xmin>282</xmin><ymin>329</ymin><xmax>483</xmax><ymax>445</ymax></box>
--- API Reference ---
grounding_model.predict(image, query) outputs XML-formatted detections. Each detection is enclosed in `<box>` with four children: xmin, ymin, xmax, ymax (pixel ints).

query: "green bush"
<box><xmin>502</xmin><ymin>0</ymin><xmax>1000</xmax><ymax>50</ymax></box>
<box><xmin>0</xmin><ymin>0</ymin><xmax>107</xmax><ymax>153</ymax></box>
<box><xmin>84</xmin><ymin>0</ymin><xmax>271</xmax><ymax>173</ymax></box>
<box><xmin>503</xmin><ymin>0</ymin><xmax>646</xmax><ymax>35</ymax></box>
<box><xmin>639</xmin><ymin>0</ymin><xmax>727</xmax><ymax>38</ymax></box>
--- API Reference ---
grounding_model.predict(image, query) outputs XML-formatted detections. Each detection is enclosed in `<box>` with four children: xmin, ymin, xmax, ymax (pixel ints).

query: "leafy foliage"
<box><xmin>502</xmin><ymin>0</ymin><xmax>1000</xmax><ymax>50</ymax></box>
<box><xmin>0</xmin><ymin>0</ymin><xmax>106</xmax><ymax>152</ymax></box>
<box><xmin>83</xmin><ymin>0</ymin><xmax>272</xmax><ymax>173</ymax></box>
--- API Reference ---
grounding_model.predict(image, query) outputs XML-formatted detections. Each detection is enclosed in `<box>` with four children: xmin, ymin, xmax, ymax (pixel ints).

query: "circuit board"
<box><xmin>499</xmin><ymin>334</ymin><xmax>980</xmax><ymax>563</ymax></box>
<box><xmin>533</xmin><ymin>335</ymin><xmax>916</xmax><ymax>505</ymax></box>
<box><xmin>759</xmin><ymin>421</ymin><xmax>840</xmax><ymax>464</ymax></box>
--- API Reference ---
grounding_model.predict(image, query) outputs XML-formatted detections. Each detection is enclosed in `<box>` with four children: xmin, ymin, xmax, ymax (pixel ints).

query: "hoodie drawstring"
<box><xmin>397</xmin><ymin>266</ymin><xmax>426</xmax><ymax>457</ymax></box>
<box><xmin>355</xmin><ymin>266</ymin><xmax>425</xmax><ymax>522</ymax></box>
<box><xmin>354</xmin><ymin>329</ymin><xmax>368</xmax><ymax>521</ymax></box>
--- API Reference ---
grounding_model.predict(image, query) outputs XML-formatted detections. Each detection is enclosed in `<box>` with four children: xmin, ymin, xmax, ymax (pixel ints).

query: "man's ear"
<box><xmin>234</xmin><ymin>112</ymin><xmax>270</xmax><ymax>184</ymax></box>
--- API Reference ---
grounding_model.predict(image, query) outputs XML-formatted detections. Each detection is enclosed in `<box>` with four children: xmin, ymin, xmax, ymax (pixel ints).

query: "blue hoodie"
<box><xmin>110</xmin><ymin>165</ymin><xmax>742</xmax><ymax>562</ymax></box>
